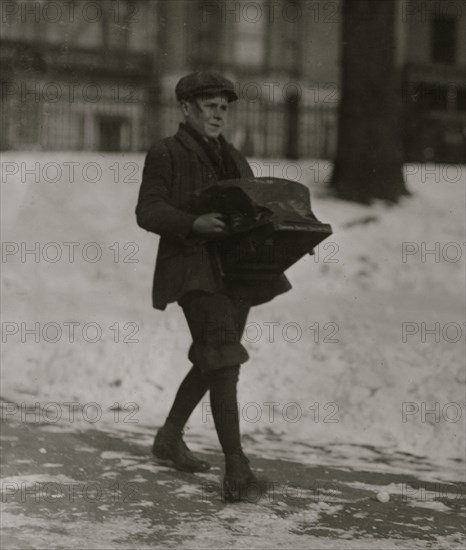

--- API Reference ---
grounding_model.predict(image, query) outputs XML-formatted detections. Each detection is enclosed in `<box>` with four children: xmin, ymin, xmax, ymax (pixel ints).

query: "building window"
<box><xmin>191</xmin><ymin>0</ymin><xmax>222</xmax><ymax>68</ymax></box>
<box><xmin>457</xmin><ymin>88</ymin><xmax>466</xmax><ymax>112</ymax></box>
<box><xmin>281</xmin><ymin>2</ymin><xmax>301</xmax><ymax>74</ymax></box>
<box><xmin>263</xmin><ymin>0</ymin><xmax>301</xmax><ymax>74</ymax></box>
<box><xmin>234</xmin><ymin>0</ymin><xmax>265</xmax><ymax>67</ymax></box>
<box><xmin>101</xmin><ymin>0</ymin><xmax>137</xmax><ymax>50</ymax></box>
<box><xmin>430</xmin><ymin>15</ymin><xmax>457</xmax><ymax>64</ymax></box>
<box><xmin>414</xmin><ymin>83</ymin><xmax>449</xmax><ymax>110</ymax></box>
<box><xmin>17</xmin><ymin>95</ymin><xmax>40</xmax><ymax>145</ymax></box>
<box><xmin>97</xmin><ymin>115</ymin><xmax>130</xmax><ymax>151</ymax></box>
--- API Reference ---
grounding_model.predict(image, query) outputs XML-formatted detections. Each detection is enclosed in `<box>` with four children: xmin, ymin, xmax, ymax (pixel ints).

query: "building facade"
<box><xmin>0</xmin><ymin>0</ymin><xmax>157</xmax><ymax>152</ymax></box>
<box><xmin>0</xmin><ymin>0</ymin><xmax>464</xmax><ymax>162</ymax></box>
<box><xmin>400</xmin><ymin>0</ymin><xmax>466</xmax><ymax>162</ymax></box>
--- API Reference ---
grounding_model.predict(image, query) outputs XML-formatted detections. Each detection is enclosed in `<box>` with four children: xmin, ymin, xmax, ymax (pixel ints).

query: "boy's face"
<box><xmin>181</xmin><ymin>94</ymin><xmax>229</xmax><ymax>138</ymax></box>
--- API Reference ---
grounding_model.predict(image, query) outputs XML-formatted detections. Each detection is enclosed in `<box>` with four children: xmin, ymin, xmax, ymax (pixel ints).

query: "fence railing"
<box><xmin>0</xmin><ymin>80</ymin><xmax>337</xmax><ymax>159</ymax></box>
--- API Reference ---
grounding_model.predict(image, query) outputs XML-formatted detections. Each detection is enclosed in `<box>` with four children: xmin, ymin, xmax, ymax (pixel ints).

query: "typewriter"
<box><xmin>189</xmin><ymin>177</ymin><xmax>333</xmax><ymax>281</ymax></box>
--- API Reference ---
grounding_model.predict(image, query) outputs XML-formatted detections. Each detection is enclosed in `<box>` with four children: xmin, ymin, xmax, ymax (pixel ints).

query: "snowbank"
<box><xmin>1</xmin><ymin>153</ymin><xmax>464</xmax><ymax>469</ymax></box>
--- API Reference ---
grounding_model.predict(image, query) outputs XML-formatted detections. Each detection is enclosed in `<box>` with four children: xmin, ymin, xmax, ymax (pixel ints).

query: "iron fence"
<box><xmin>0</xmin><ymin>80</ymin><xmax>337</xmax><ymax>159</ymax></box>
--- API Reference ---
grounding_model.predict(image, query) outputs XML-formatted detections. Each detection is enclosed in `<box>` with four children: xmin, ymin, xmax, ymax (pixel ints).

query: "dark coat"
<box><xmin>136</xmin><ymin>124</ymin><xmax>291</xmax><ymax>310</ymax></box>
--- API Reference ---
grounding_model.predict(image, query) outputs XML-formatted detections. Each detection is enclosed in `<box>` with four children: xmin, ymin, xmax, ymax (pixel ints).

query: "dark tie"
<box><xmin>207</xmin><ymin>137</ymin><xmax>221</xmax><ymax>153</ymax></box>
<box><xmin>206</xmin><ymin>137</ymin><xmax>225</xmax><ymax>174</ymax></box>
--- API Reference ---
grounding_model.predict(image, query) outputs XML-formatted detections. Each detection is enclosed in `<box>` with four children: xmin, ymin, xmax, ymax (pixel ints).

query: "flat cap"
<box><xmin>175</xmin><ymin>71</ymin><xmax>238</xmax><ymax>103</ymax></box>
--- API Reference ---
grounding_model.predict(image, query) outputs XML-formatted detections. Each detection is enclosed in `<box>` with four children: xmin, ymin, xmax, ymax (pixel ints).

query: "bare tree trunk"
<box><xmin>331</xmin><ymin>0</ymin><xmax>409</xmax><ymax>203</ymax></box>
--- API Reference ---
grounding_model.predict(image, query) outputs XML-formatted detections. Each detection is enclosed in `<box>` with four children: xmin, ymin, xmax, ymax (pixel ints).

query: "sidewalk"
<box><xmin>1</xmin><ymin>414</ymin><xmax>465</xmax><ymax>549</ymax></box>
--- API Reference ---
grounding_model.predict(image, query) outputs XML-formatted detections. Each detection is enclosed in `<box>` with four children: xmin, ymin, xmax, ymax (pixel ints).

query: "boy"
<box><xmin>135</xmin><ymin>71</ymin><xmax>290</xmax><ymax>501</ymax></box>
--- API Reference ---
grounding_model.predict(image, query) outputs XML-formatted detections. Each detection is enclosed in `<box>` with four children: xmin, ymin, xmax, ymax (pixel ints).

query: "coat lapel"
<box><xmin>175</xmin><ymin>126</ymin><xmax>214</xmax><ymax>171</ymax></box>
<box><xmin>175</xmin><ymin>124</ymin><xmax>254</xmax><ymax>179</ymax></box>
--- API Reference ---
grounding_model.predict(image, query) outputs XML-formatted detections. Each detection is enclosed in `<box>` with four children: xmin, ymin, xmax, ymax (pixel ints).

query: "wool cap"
<box><xmin>175</xmin><ymin>71</ymin><xmax>238</xmax><ymax>103</ymax></box>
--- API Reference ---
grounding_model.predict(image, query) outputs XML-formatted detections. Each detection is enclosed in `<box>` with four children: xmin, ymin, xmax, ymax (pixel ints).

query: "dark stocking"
<box><xmin>166</xmin><ymin>364</ymin><xmax>209</xmax><ymax>431</ymax></box>
<box><xmin>206</xmin><ymin>365</ymin><xmax>242</xmax><ymax>455</ymax></box>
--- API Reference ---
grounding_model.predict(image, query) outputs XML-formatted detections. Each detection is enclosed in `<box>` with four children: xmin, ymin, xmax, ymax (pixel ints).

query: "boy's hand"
<box><xmin>192</xmin><ymin>213</ymin><xmax>226</xmax><ymax>237</ymax></box>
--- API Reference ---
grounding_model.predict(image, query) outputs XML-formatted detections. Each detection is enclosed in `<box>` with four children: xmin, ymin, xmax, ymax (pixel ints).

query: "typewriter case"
<box><xmin>189</xmin><ymin>177</ymin><xmax>333</xmax><ymax>281</ymax></box>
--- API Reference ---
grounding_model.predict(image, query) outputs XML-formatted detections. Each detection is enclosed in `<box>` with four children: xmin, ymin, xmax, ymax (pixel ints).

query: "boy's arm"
<box><xmin>135</xmin><ymin>143</ymin><xmax>197</xmax><ymax>240</ymax></box>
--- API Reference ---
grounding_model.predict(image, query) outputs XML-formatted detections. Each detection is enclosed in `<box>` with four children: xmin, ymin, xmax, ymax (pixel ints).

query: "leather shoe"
<box><xmin>152</xmin><ymin>421</ymin><xmax>211</xmax><ymax>473</ymax></box>
<box><xmin>223</xmin><ymin>450</ymin><xmax>268</xmax><ymax>502</ymax></box>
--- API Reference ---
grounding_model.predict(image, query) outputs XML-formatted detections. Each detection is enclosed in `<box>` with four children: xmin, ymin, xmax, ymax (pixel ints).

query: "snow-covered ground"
<box><xmin>1</xmin><ymin>153</ymin><xmax>465</xmax><ymax>477</ymax></box>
